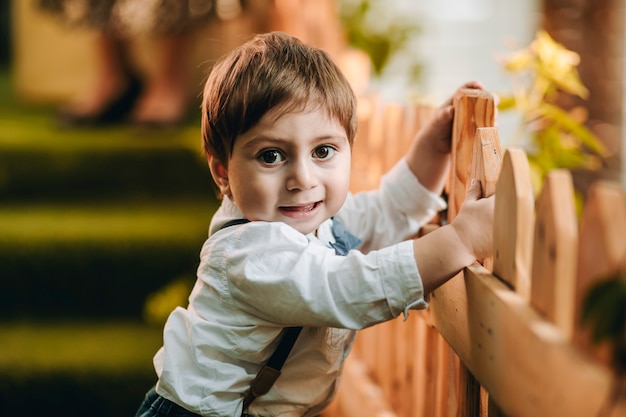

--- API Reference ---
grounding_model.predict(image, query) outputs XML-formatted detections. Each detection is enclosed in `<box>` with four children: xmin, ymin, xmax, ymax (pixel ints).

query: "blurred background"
<box><xmin>0</xmin><ymin>0</ymin><xmax>623</xmax><ymax>415</ymax></box>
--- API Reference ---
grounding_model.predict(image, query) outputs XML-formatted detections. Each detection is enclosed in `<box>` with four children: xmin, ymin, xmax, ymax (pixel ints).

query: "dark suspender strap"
<box><xmin>265</xmin><ymin>326</ymin><xmax>302</xmax><ymax>369</ymax></box>
<box><xmin>221</xmin><ymin>218</ymin><xmax>251</xmax><ymax>229</ymax></box>
<box><xmin>219</xmin><ymin>220</ymin><xmax>304</xmax><ymax>415</ymax></box>
<box><xmin>242</xmin><ymin>326</ymin><xmax>303</xmax><ymax>414</ymax></box>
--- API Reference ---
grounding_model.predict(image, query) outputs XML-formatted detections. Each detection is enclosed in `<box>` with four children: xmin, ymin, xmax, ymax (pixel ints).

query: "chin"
<box><xmin>290</xmin><ymin>219</ymin><xmax>325</xmax><ymax>235</ymax></box>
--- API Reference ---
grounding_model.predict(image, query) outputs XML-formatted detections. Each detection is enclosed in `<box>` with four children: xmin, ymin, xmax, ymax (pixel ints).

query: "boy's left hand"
<box><xmin>406</xmin><ymin>80</ymin><xmax>486</xmax><ymax>194</ymax></box>
<box><xmin>425</xmin><ymin>80</ymin><xmax>485</xmax><ymax>155</ymax></box>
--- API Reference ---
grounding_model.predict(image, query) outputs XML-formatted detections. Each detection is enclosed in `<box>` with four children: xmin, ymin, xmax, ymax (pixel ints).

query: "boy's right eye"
<box><xmin>259</xmin><ymin>149</ymin><xmax>285</xmax><ymax>165</ymax></box>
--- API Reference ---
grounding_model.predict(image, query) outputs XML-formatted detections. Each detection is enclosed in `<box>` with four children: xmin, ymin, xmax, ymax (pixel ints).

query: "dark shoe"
<box><xmin>56</xmin><ymin>75</ymin><xmax>143</xmax><ymax>127</ymax></box>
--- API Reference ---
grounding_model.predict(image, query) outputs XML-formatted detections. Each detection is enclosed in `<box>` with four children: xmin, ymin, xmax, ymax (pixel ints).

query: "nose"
<box><xmin>286</xmin><ymin>158</ymin><xmax>318</xmax><ymax>191</ymax></box>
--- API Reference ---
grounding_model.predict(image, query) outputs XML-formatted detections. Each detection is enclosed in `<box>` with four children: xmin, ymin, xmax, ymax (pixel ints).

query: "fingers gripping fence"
<box><xmin>329</xmin><ymin>90</ymin><xmax>626</xmax><ymax>417</ymax></box>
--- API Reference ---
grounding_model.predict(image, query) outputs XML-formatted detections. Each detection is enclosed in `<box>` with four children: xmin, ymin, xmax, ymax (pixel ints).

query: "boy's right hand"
<box><xmin>450</xmin><ymin>179</ymin><xmax>494</xmax><ymax>261</ymax></box>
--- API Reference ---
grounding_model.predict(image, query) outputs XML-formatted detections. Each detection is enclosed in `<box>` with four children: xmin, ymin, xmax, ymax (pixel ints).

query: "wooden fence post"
<box><xmin>530</xmin><ymin>170</ymin><xmax>578</xmax><ymax>340</ymax></box>
<box><xmin>470</xmin><ymin>127</ymin><xmax>502</xmax><ymax>274</ymax></box>
<box><xmin>449</xmin><ymin>89</ymin><xmax>496</xmax><ymax>220</ymax></box>
<box><xmin>337</xmin><ymin>88</ymin><xmax>626</xmax><ymax>417</ymax></box>
<box><xmin>574</xmin><ymin>181</ymin><xmax>626</xmax><ymax>364</ymax></box>
<box><xmin>492</xmin><ymin>149</ymin><xmax>534</xmax><ymax>300</ymax></box>
<box><xmin>447</xmin><ymin>90</ymin><xmax>498</xmax><ymax>417</ymax></box>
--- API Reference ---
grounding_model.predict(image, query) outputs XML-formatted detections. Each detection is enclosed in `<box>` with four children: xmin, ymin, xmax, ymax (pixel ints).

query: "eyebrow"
<box><xmin>241</xmin><ymin>134</ymin><xmax>347</xmax><ymax>151</ymax></box>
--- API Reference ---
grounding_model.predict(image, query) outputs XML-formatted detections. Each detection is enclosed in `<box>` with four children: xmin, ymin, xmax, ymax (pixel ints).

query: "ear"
<box><xmin>208</xmin><ymin>156</ymin><xmax>231</xmax><ymax>197</ymax></box>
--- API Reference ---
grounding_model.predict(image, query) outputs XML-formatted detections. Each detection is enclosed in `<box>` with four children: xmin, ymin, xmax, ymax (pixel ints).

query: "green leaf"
<box><xmin>582</xmin><ymin>277</ymin><xmax>626</xmax><ymax>343</ymax></box>
<box><xmin>536</xmin><ymin>103</ymin><xmax>608</xmax><ymax>156</ymax></box>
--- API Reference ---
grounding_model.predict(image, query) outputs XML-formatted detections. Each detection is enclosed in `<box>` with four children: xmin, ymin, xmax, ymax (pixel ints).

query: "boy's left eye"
<box><xmin>259</xmin><ymin>149</ymin><xmax>285</xmax><ymax>164</ymax></box>
<box><xmin>313</xmin><ymin>146</ymin><xmax>335</xmax><ymax>160</ymax></box>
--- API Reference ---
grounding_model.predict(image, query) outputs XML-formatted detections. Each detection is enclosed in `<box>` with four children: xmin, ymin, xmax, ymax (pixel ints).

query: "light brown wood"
<box><xmin>340</xmin><ymin>90</ymin><xmax>626</xmax><ymax>417</ymax></box>
<box><xmin>574</xmin><ymin>181</ymin><xmax>626</xmax><ymax>364</ymax></box>
<box><xmin>335</xmin><ymin>354</ymin><xmax>398</xmax><ymax>417</ymax></box>
<box><xmin>382</xmin><ymin>104</ymin><xmax>406</xmax><ymax>177</ymax></box>
<box><xmin>412</xmin><ymin>320</ymin><xmax>439</xmax><ymax>417</ymax></box>
<box><xmin>428</xmin><ymin>263</ymin><xmax>617</xmax><ymax>417</ymax></box>
<box><xmin>350</xmin><ymin>96</ymin><xmax>375</xmax><ymax>193</ymax></box>
<box><xmin>448</xmin><ymin>91</ymin><xmax>497</xmax><ymax>417</ymax></box>
<box><xmin>470</xmin><ymin>128</ymin><xmax>502</xmax><ymax>198</ymax></box>
<box><xmin>449</xmin><ymin>89</ymin><xmax>496</xmax><ymax>221</ymax></box>
<box><xmin>434</xmin><ymin>333</ymin><xmax>453</xmax><ymax>417</ymax></box>
<box><xmin>391</xmin><ymin>316</ymin><xmax>409</xmax><ymax>416</ymax></box>
<box><xmin>531</xmin><ymin>170</ymin><xmax>578</xmax><ymax>340</ymax></box>
<box><xmin>470</xmin><ymin>127</ymin><xmax>503</xmax><ymax>273</ymax></box>
<box><xmin>492</xmin><ymin>148</ymin><xmax>534</xmax><ymax>299</ymax></box>
<box><xmin>376</xmin><ymin>320</ymin><xmax>395</xmax><ymax>403</ymax></box>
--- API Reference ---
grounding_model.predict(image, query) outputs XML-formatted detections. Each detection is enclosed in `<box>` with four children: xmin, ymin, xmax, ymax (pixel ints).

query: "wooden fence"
<box><xmin>327</xmin><ymin>89</ymin><xmax>626</xmax><ymax>417</ymax></box>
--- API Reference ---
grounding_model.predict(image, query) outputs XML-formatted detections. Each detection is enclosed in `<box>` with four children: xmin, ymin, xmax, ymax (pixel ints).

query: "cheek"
<box><xmin>326</xmin><ymin>160</ymin><xmax>351</xmax><ymax>201</ymax></box>
<box><xmin>229</xmin><ymin>173</ymin><xmax>276</xmax><ymax>214</ymax></box>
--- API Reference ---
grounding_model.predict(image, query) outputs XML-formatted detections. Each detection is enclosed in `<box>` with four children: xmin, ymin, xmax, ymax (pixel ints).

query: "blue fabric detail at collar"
<box><xmin>329</xmin><ymin>218</ymin><xmax>362</xmax><ymax>256</ymax></box>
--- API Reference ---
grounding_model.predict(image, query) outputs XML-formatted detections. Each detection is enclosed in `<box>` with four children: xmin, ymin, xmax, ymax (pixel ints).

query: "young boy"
<box><xmin>135</xmin><ymin>31</ymin><xmax>494</xmax><ymax>417</ymax></box>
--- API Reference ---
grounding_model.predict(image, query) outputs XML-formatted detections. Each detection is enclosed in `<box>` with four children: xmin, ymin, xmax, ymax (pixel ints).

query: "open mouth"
<box><xmin>280</xmin><ymin>201</ymin><xmax>321</xmax><ymax>213</ymax></box>
<box><xmin>279</xmin><ymin>201</ymin><xmax>322</xmax><ymax>220</ymax></box>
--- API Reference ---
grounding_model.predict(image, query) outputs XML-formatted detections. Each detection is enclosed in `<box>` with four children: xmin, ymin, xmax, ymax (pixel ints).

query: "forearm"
<box><xmin>404</xmin><ymin>105</ymin><xmax>454</xmax><ymax>194</ymax></box>
<box><xmin>406</xmin><ymin>138</ymin><xmax>450</xmax><ymax>194</ymax></box>
<box><xmin>412</xmin><ymin>223</ymin><xmax>475</xmax><ymax>295</ymax></box>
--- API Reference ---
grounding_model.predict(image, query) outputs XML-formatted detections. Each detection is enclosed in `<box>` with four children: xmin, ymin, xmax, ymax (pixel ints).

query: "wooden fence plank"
<box><xmin>444</xmin><ymin>89</ymin><xmax>497</xmax><ymax>417</ymax></box>
<box><xmin>366</xmin><ymin>99</ymin><xmax>386</xmax><ymax>188</ymax></box>
<box><xmin>531</xmin><ymin>170</ymin><xmax>578</xmax><ymax>340</ymax></box>
<box><xmin>492</xmin><ymin>149</ymin><xmax>534</xmax><ymax>300</ymax></box>
<box><xmin>336</xmin><ymin>354</ymin><xmax>398</xmax><ymax>417</ymax></box>
<box><xmin>411</xmin><ymin>320</ymin><xmax>441</xmax><ymax>417</ymax></box>
<box><xmin>391</xmin><ymin>316</ymin><xmax>409</xmax><ymax>416</ymax></box>
<box><xmin>471</xmin><ymin>127</ymin><xmax>502</xmax><ymax>198</ymax></box>
<box><xmin>382</xmin><ymin>104</ymin><xmax>405</xmax><ymax>177</ymax></box>
<box><xmin>470</xmin><ymin>127</ymin><xmax>502</xmax><ymax>274</ymax></box>
<box><xmin>449</xmin><ymin>89</ymin><xmax>496</xmax><ymax>220</ymax></box>
<box><xmin>340</xmin><ymin>89</ymin><xmax>626</xmax><ymax>417</ymax></box>
<box><xmin>376</xmin><ymin>320</ymin><xmax>395</xmax><ymax>404</ymax></box>
<box><xmin>428</xmin><ymin>264</ymin><xmax>616</xmax><ymax>417</ymax></box>
<box><xmin>434</xmin><ymin>333</ymin><xmax>454</xmax><ymax>417</ymax></box>
<box><xmin>574</xmin><ymin>181</ymin><xmax>626</xmax><ymax>364</ymax></box>
<box><xmin>351</xmin><ymin>96</ymin><xmax>376</xmax><ymax>193</ymax></box>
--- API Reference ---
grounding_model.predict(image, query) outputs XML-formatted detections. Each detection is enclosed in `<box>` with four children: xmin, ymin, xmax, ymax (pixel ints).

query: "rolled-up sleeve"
<box><xmin>381</xmin><ymin>158</ymin><xmax>447</xmax><ymax>221</ymax></box>
<box><xmin>202</xmin><ymin>222</ymin><xmax>426</xmax><ymax>330</ymax></box>
<box><xmin>336</xmin><ymin>158</ymin><xmax>447</xmax><ymax>251</ymax></box>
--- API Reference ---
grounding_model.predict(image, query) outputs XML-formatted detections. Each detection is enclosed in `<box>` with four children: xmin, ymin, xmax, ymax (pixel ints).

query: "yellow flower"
<box><xmin>502</xmin><ymin>48</ymin><xmax>534</xmax><ymax>72</ymax></box>
<box><xmin>502</xmin><ymin>30</ymin><xmax>589</xmax><ymax>99</ymax></box>
<box><xmin>532</xmin><ymin>30</ymin><xmax>588</xmax><ymax>98</ymax></box>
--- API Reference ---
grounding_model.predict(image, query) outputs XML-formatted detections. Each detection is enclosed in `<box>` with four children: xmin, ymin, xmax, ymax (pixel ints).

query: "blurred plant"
<box><xmin>143</xmin><ymin>276</ymin><xmax>194</xmax><ymax>326</ymax></box>
<box><xmin>498</xmin><ymin>30</ymin><xmax>608</xmax><ymax>195</ymax></box>
<box><xmin>582</xmin><ymin>266</ymin><xmax>626</xmax><ymax>416</ymax></box>
<box><xmin>337</xmin><ymin>0</ymin><xmax>422</xmax><ymax>84</ymax></box>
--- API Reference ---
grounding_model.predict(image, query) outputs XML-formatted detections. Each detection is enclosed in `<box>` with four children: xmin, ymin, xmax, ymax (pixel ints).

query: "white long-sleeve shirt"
<box><xmin>153</xmin><ymin>159</ymin><xmax>446</xmax><ymax>416</ymax></box>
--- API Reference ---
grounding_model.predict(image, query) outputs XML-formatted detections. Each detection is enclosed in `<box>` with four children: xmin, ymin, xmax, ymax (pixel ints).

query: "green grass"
<box><xmin>0</xmin><ymin>68</ymin><xmax>221</xmax><ymax>319</ymax></box>
<box><xmin>0</xmin><ymin>321</ymin><xmax>162</xmax><ymax>374</ymax></box>
<box><xmin>0</xmin><ymin>321</ymin><xmax>161</xmax><ymax>417</ymax></box>
<box><xmin>0</xmin><ymin>200</ymin><xmax>219</xmax><ymax>244</ymax></box>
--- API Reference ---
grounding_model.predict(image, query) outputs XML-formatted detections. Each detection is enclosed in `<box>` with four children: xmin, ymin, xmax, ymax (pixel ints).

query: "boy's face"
<box><xmin>210</xmin><ymin>104</ymin><xmax>351</xmax><ymax>235</ymax></box>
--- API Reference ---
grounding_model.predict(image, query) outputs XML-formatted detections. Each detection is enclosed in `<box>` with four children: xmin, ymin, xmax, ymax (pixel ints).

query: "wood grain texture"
<box><xmin>429</xmin><ymin>264</ymin><xmax>618</xmax><ymax>417</ymax></box>
<box><xmin>449</xmin><ymin>89</ymin><xmax>496</xmax><ymax>221</ymax></box>
<box><xmin>470</xmin><ymin>127</ymin><xmax>503</xmax><ymax>273</ymax></box>
<box><xmin>574</xmin><ymin>181</ymin><xmax>626</xmax><ymax>364</ymax></box>
<box><xmin>492</xmin><ymin>148</ymin><xmax>534</xmax><ymax>300</ymax></box>
<box><xmin>531</xmin><ymin>170</ymin><xmax>578</xmax><ymax>340</ymax></box>
<box><xmin>470</xmin><ymin>127</ymin><xmax>502</xmax><ymax>198</ymax></box>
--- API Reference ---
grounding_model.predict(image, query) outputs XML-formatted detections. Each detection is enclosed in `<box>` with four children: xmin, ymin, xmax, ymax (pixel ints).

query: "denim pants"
<box><xmin>135</xmin><ymin>386</ymin><xmax>201</xmax><ymax>417</ymax></box>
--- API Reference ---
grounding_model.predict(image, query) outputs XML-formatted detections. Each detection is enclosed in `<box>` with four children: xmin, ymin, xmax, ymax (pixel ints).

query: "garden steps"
<box><xmin>0</xmin><ymin>320</ymin><xmax>162</xmax><ymax>416</ymax></box>
<box><xmin>1</xmin><ymin>69</ymin><xmax>217</xmax><ymax>415</ymax></box>
<box><xmin>0</xmin><ymin>200</ymin><xmax>216</xmax><ymax>319</ymax></box>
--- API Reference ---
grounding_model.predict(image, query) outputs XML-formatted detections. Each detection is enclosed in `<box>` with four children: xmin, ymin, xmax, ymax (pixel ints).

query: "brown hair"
<box><xmin>201</xmin><ymin>31</ymin><xmax>357</xmax><ymax>165</ymax></box>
